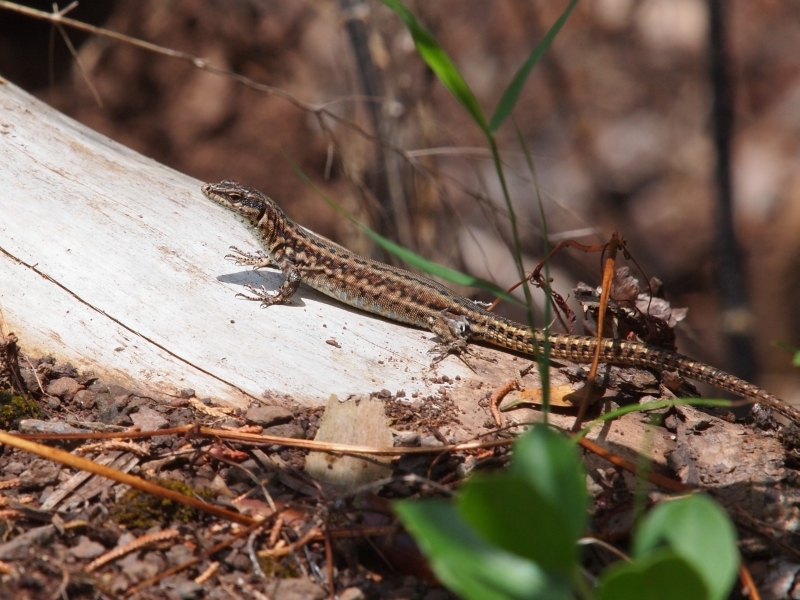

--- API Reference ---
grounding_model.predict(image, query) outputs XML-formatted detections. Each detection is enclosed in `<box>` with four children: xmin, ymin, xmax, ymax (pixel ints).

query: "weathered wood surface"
<box><xmin>0</xmin><ymin>81</ymin><xmax>484</xmax><ymax>410</ymax></box>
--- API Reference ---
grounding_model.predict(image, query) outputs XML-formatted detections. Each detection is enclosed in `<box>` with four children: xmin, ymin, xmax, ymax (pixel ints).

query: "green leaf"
<box><xmin>597</xmin><ymin>548</ymin><xmax>709</xmax><ymax>600</ymax></box>
<box><xmin>511</xmin><ymin>425</ymin><xmax>588</xmax><ymax>542</ymax></box>
<box><xmin>380</xmin><ymin>0</ymin><xmax>489</xmax><ymax>135</ymax></box>
<box><xmin>633</xmin><ymin>495</ymin><xmax>738</xmax><ymax>600</ymax></box>
<box><xmin>286</xmin><ymin>153</ymin><xmax>522</xmax><ymax>306</ymax></box>
<box><xmin>395</xmin><ymin>499</ymin><xmax>571</xmax><ymax>600</ymax></box>
<box><xmin>489</xmin><ymin>0</ymin><xmax>580</xmax><ymax>132</ymax></box>
<box><xmin>457</xmin><ymin>471</ymin><xmax>578</xmax><ymax>574</ymax></box>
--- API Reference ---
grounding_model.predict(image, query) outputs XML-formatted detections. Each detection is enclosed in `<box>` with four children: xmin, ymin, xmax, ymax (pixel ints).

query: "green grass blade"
<box><xmin>514</xmin><ymin>120</ymin><xmax>551</xmax><ymax>414</ymax></box>
<box><xmin>286</xmin><ymin>154</ymin><xmax>522</xmax><ymax>306</ymax></box>
<box><xmin>571</xmin><ymin>398</ymin><xmax>733</xmax><ymax>443</ymax></box>
<box><xmin>489</xmin><ymin>0</ymin><xmax>580</xmax><ymax>133</ymax></box>
<box><xmin>381</xmin><ymin>0</ymin><xmax>489</xmax><ymax>134</ymax></box>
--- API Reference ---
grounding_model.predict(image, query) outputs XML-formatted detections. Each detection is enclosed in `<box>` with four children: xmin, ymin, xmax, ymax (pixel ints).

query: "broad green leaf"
<box><xmin>287</xmin><ymin>155</ymin><xmax>522</xmax><ymax>306</ymax></box>
<box><xmin>489</xmin><ymin>0</ymin><xmax>580</xmax><ymax>132</ymax></box>
<box><xmin>457</xmin><ymin>471</ymin><xmax>577</xmax><ymax>574</ymax></box>
<box><xmin>511</xmin><ymin>425</ymin><xmax>588</xmax><ymax>542</ymax></box>
<box><xmin>395</xmin><ymin>499</ymin><xmax>571</xmax><ymax>600</ymax></box>
<box><xmin>633</xmin><ymin>495</ymin><xmax>738</xmax><ymax>600</ymax></box>
<box><xmin>381</xmin><ymin>0</ymin><xmax>489</xmax><ymax>135</ymax></box>
<box><xmin>598</xmin><ymin>548</ymin><xmax>708</xmax><ymax>600</ymax></box>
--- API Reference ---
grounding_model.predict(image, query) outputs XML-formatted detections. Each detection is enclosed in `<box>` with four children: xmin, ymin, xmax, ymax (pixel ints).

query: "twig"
<box><xmin>738</xmin><ymin>563</ymin><xmax>761</xmax><ymax>600</ymax></box>
<box><xmin>193</xmin><ymin>561</ymin><xmax>219</xmax><ymax>585</ymax></box>
<box><xmin>73</xmin><ymin>440</ymin><xmax>149</xmax><ymax>456</ymax></box>
<box><xmin>84</xmin><ymin>529</ymin><xmax>180</xmax><ymax>573</ymax></box>
<box><xmin>126</xmin><ymin>520</ymin><xmax>266</xmax><ymax>596</ymax></box>
<box><xmin>0</xmin><ymin>478</ymin><xmax>20</xmax><ymax>490</ymax></box>
<box><xmin>51</xmin><ymin>2</ymin><xmax>103</xmax><ymax>107</ymax></box>
<box><xmin>248</xmin><ymin>530</ymin><xmax>268</xmax><ymax>580</ymax></box>
<box><xmin>489</xmin><ymin>362</ymin><xmax>535</xmax><ymax>426</ymax></box>
<box><xmin>0</xmin><ymin>430</ymin><xmax>257</xmax><ymax>526</ymax></box>
<box><xmin>257</xmin><ymin>526</ymin><xmax>320</xmax><ymax>559</ymax></box>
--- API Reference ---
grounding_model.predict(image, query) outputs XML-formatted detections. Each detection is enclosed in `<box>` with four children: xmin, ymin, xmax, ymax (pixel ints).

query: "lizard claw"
<box><xmin>428</xmin><ymin>340</ymin><xmax>485</xmax><ymax>373</ymax></box>
<box><xmin>226</xmin><ymin>246</ymin><xmax>275</xmax><ymax>270</ymax></box>
<box><xmin>236</xmin><ymin>284</ymin><xmax>281</xmax><ymax>307</ymax></box>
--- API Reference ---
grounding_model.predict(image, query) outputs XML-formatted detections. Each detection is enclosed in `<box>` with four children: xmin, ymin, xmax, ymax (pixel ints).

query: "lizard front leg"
<box><xmin>237</xmin><ymin>257</ymin><xmax>302</xmax><ymax>307</ymax></box>
<box><xmin>426</xmin><ymin>310</ymin><xmax>487</xmax><ymax>371</ymax></box>
<box><xmin>225</xmin><ymin>245</ymin><xmax>276</xmax><ymax>270</ymax></box>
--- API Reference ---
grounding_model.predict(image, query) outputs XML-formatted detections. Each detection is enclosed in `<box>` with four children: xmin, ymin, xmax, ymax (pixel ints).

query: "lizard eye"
<box><xmin>228</xmin><ymin>192</ymin><xmax>242</xmax><ymax>201</ymax></box>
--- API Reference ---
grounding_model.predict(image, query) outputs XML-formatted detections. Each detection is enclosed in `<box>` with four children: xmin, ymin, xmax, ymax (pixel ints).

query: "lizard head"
<box><xmin>201</xmin><ymin>180</ymin><xmax>270</xmax><ymax>226</ymax></box>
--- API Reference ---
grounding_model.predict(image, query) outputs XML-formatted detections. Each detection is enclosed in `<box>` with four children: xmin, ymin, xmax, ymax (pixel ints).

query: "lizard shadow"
<box><xmin>216</xmin><ymin>270</ymin><xmax>308</xmax><ymax>307</ymax></box>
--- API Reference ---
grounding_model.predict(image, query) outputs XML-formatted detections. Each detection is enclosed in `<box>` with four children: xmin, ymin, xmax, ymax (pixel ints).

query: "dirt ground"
<box><xmin>2</xmin><ymin>293</ymin><xmax>800</xmax><ymax>598</ymax></box>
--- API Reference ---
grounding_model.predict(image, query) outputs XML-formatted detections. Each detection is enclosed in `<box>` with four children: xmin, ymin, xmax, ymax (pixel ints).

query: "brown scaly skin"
<box><xmin>202</xmin><ymin>180</ymin><xmax>800</xmax><ymax>425</ymax></box>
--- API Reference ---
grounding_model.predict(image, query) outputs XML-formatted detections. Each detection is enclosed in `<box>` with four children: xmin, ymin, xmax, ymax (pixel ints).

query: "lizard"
<box><xmin>201</xmin><ymin>179</ymin><xmax>800</xmax><ymax>425</ymax></box>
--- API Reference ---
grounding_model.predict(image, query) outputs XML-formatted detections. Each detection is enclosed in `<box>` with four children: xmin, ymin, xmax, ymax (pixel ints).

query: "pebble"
<box><xmin>18</xmin><ymin>419</ymin><xmax>89</xmax><ymax>435</ymax></box>
<box><xmin>19</xmin><ymin>368</ymin><xmax>39</xmax><ymax>391</ymax></box>
<box><xmin>19</xmin><ymin>459</ymin><xmax>60</xmax><ymax>490</ymax></box>
<box><xmin>3</xmin><ymin>460</ymin><xmax>26</xmax><ymax>475</ymax></box>
<box><xmin>165</xmin><ymin>544</ymin><xmax>195</xmax><ymax>568</ymax></box>
<box><xmin>245</xmin><ymin>405</ymin><xmax>293</xmax><ymax>427</ymax></box>
<box><xmin>69</xmin><ymin>536</ymin><xmax>106</xmax><ymax>560</ymax></box>
<box><xmin>73</xmin><ymin>389</ymin><xmax>97</xmax><ymax>408</ymax></box>
<box><xmin>120</xmin><ymin>552</ymin><xmax>160</xmax><ymax>582</ymax></box>
<box><xmin>420</xmin><ymin>436</ymin><xmax>444</xmax><ymax>448</ymax></box>
<box><xmin>130</xmin><ymin>406</ymin><xmax>169</xmax><ymax>430</ymax></box>
<box><xmin>107</xmin><ymin>574</ymin><xmax>130</xmax><ymax>594</ymax></box>
<box><xmin>0</xmin><ymin>524</ymin><xmax>56</xmax><ymax>560</ymax></box>
<box><xmin>393</xmin><ymin>431</ymin><xmax>421</xmax><ymax>447</ymax></box>
<box><xmin>46</xmin><ymin>377</ymin><xmax>82</xmax><ymax>399</ymax></box>
<box><xmin>169</xmin><ymin>408</ymin><xmax>195</xmax><ymax>427</ymax></box>
<box><xmin>95</xmin><ymin>392</ymin><xmax>131</xmax><ymax>425</ymax></box>
<box><xmin>176</xmin><ymin>581</ymin><xmax>205</xmax><ymax>600</ymax></box>
<box><xmin>264</xmin><ymin>423</ymin><xmax>305</xmax><ymax>439</ymax></box>
<box><xmin>107</xmin><ymin>384</ymin><xmax>133</xmax><ymax>397</ymax></box>
<box><xmin>48</xmin><ymin>362</ymin><xmax>78</xmax><ymax>378</ymax></box>
<box><xmin>66</xmin><ymin>419</ymin><xmax>128</xmax><ymax>432</ymax></box>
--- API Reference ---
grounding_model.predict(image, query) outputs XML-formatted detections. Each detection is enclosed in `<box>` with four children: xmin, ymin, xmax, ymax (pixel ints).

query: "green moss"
<box><xmin>258</xmin><ymin>555</ymin><xmax>301</xmax><ymax>578</ymax></box>
<box><xmin>111</xmin><ymin>479</ymin><xmax>216</xmax><ymax>529</ymax></box>
<box><xmin>0</xmin><ymin>391</ymin><xmax>42</xmax><ymax>430</ymax></box>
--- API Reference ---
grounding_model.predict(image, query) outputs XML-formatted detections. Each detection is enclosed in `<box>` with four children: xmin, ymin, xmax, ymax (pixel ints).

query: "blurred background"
<box><xmin>1</xmin><ymin>0</ymin><xmax>798</xmax><ymax>402</ymax></box>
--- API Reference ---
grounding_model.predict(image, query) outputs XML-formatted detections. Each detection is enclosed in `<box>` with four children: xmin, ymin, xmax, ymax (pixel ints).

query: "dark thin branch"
<box><xmin>708</xmin><ymin>0</ymin><xmax>757</xmax><ymax>385</ymax></box>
